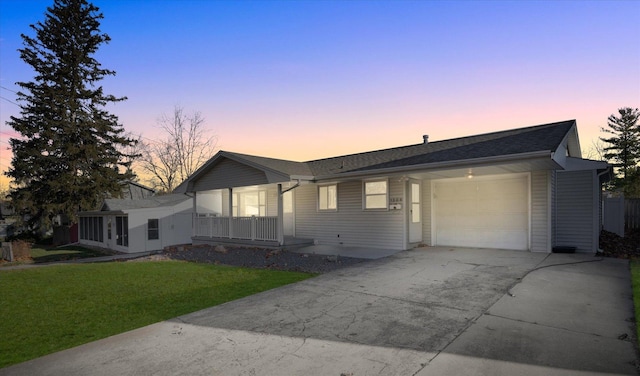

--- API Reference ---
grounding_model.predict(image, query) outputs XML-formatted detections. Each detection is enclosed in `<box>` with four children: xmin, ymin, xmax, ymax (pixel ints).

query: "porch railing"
<box><xmin>194</xmin><ymin>215</ymin><xmax>278</xmax><ymax>241</ymax></box>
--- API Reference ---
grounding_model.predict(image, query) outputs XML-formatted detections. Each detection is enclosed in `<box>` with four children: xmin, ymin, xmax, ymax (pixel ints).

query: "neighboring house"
<box><xmin>120</xmin><ymin>180</ymin><xmax>156</xmax><ymax>200</ymax></box>
<box><xmin>184</xmin><ymin>120</ymin><xmax>610</xmax><ymax>253</ymax></box>
<box><xmin>51</xmin><ymin>180</ymin><xmax>156</xmax><ymax>245</ymax></box>
<box><xmin>78</xmin><ymin>194</ymin><xmax>192</xmax><ymax>253</ymax></box>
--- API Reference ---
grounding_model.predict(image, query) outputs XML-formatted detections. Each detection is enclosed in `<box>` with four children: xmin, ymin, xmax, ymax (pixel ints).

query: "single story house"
<box><xmin>78</xmin><ymin>194</ymin><xmax>192</xmax><ymax>253</ymax></box>
<box><xmin>182</xmin><ymin>120</ymin><xmax>610</xmax><ymax>253</ymax></box>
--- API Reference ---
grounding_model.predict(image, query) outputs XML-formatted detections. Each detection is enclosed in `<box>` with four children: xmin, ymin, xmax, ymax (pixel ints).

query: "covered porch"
<box><xmin>193</xmin><ymin>214</ymin><xmax>314</xmax><ymax>247</ymax></box>
<box><xmin>184</xmin><ymin>151</ymin><xmax>315</xmax><ymax>248</ymax></box>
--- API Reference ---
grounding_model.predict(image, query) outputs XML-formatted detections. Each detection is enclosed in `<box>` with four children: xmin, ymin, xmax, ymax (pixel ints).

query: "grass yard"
<box><xmin>1</xmin><ymin>244</ymin><xmax>111</xmax><ymax>266</ymax></box>
<box><xmin>29</xmin><ymin>245</ymin><xmax>109</xmax><ymax>263</ymax></box>
<box><xmin>632</xmin><ymin>260</ymin><xmax>640</xmax><ymax>344</ymax></box>
<box><xmin>0</xmin><ymin>261</ymin><xmax>313</xmax><ymax>368</ymax></box>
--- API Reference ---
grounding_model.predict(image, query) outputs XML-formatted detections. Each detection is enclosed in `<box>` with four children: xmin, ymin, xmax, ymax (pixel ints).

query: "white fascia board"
<box><xmin>313</xmin><ymin>150</ymin><xmax>554</xmax><ymax>181</ymax></box>
<box><xmin>289</xmin><ymin>175</ymin><xmax>315</xmax><ymax>181</ymax></box>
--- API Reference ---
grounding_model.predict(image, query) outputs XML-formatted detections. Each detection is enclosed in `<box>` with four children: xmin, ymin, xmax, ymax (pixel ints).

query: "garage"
<box><xmin>433</xmin><ymin>174</ymin><xmax>529</xmax><ymax>250</ymax></box>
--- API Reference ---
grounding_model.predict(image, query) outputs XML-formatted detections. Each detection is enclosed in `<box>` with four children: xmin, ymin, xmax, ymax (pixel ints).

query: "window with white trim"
<box><xmin>364</xmin><ymin>180</ymin><xmax>388</xmax><ymax>210</ymax></box>
<box><xmin>147</xmin><ymin>218</ymin><xmax>159</xmax><ymax>240</ymax></box>
<box><xmin>233</xmin><ymin>191</ymin><xmax>267</xmax><ymax>217</ymax></box>
<box><xmin>318</xmin><ymin>184</ymin><xmax>337</xmax><ymax>211</ymax></box>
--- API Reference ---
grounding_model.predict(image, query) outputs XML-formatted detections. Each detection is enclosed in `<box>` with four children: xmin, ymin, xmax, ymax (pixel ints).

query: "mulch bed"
<box><xmin>598</xmin><ymin>229</ymin><xmax>640</xmax><ymax>259</ymax></box>
<box><xmin>161</xmin><ymin>244</ymin><xmax>369</xmax><ymax>274</ymax></box>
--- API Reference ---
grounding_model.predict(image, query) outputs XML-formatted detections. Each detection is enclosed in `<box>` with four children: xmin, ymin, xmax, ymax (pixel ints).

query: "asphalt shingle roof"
<box><xmin>102</xmin><ymin>194</ymin><xmax>190</xmax><ymax>211</ymax></box>
<box><xmin>224</xmin><ymin>152</ymin><xmax>314</xmax><ymax>177</ymax></box>
<box><xmin>191</xmin><ymin>120</ymin><xmax>575</xmax><ymax>183</ymax></box>
<box><xmin>306</xmin><ymin>120</ymin><xmax>575</xmax><ymax>176</ymax></box>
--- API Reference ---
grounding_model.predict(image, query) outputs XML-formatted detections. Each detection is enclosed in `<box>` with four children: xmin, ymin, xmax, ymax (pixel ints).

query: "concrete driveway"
<box><xmin>2</xmin><ymin>247</ymin><xmax>637</xmax><ymax>375</ymax></box>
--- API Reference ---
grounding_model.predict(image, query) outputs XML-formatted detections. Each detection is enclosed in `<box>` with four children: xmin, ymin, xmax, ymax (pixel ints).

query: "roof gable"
<box><xmin>187</xmin><ymin>151</ymin><xmax>313</xmax><ymax>191</ymax></box>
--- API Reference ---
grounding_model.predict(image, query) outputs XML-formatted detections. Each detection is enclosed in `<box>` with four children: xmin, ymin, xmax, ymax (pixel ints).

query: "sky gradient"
<box><xmin>1</xmin><ymin>0</ymin><xmax>639</xmax><ymax>189</ymax></box>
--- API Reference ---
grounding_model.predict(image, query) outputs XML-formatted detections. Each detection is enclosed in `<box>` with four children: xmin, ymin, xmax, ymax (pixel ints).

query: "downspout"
<box><xmin>277</xmin><ymin>184</ymin><xmax>284</xmax><ymax>246</ymax></box>
<box><xmin>278</xmin><ymin>180</ymin><xmax>302</xmax><ymax>244</ymax></box>
<box><xmin>281</xmin><ymin>179</ymin><xmax>301</xmax><ymax>194</ymax></box>
<box><xmin>596</xmin><ymin>167</ymin><xmax>612</xmax><ymax>250</ymax></box>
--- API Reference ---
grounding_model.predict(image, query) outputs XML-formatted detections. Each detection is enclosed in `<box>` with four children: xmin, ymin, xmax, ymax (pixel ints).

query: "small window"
<box><xmin>318</xmin><ymin>184</ymin><xmax>337</xmax><ymax>211</ymax></box>
<box><xmin>364</xmin><ymin>180</ymin><xmax>388</xmax><ymax>210</ymax></box>
<box><xmin>148</xmin><ymin>219</ymin><xmax>159</xmax><ymax>240</ymax></box>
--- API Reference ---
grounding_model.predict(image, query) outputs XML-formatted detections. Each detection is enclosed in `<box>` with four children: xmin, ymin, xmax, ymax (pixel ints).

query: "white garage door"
<box><xmin>434</xmin><ymin>175</ymin><xmax>529</xmax><ymax>250</ymax></box>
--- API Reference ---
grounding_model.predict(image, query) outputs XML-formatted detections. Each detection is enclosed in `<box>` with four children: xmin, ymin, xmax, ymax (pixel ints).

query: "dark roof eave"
<box><xmin>313</xmin><ymin>150</ymin><xmax>555</xmax><ymax>181</ymax></box>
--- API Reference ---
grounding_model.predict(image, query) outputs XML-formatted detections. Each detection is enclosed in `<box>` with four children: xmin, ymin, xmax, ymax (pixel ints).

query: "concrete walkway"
<box><xmin>1</xmin><ymin>248</ymin><xmax>637</xmax><ymax>375</ymax></box>
<box><xmin>292</xmin><ymin>243</ymin><xmax>401</xmax><ymax>259</ymax></box>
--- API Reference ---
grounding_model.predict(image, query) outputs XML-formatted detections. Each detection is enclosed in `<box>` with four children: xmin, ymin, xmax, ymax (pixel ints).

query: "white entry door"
<box><xmin>409</xmin><ymin>180</ymin><xmax>422</xmax><ymax>243</ymax></box>
<box><xmin>433</xmin><ymin>174</ymin><xmax>529</xmax><ymax>250</ymax></box>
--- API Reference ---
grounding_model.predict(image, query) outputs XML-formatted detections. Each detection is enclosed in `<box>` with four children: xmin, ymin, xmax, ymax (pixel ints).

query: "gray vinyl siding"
<box><xmin>555</xmin><ymin>170</ymin><xmax>597</xmax><ymax>252</ymax></box>
<box><xmin>191</xmin><ymin>159</ymin><xmax>269</xmax><ymax>191</ymax></box>
<box><xmin>267</xmin><ymin>188</ymin><xmax>278</xmax><ymax>216</ymax></box>
<box><xmin>422</xmin><ymin>180</ymin><xmax>432</xmax><ymax>246</ymax></box>
<box><xmin>550</xmin><ymin>170</ymin><xmax>556</xmax><ymax>247</ymax></box>
<box><xmin>530</xmin><ymin>170</ymin><xmax>551</xmax><ymax>252</ymax></box>
<box><xmin>295</xmin><ymin>180</ymin><xmax>405</xmax><ymax>250</ymax></box>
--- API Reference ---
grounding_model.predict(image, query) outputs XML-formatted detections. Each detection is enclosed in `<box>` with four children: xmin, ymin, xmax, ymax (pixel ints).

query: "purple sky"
<box><xmin>1</xmin><ymin>0</ymin><xmax>639</xmax><ymax>187</ymax></box>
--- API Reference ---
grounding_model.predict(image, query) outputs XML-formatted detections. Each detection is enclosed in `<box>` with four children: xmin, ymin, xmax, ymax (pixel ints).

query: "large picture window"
<box><xmin>318</xmin><ymin>184</ymin><xmax>337</xmax><ymax>211</ymax></box>
<box><xmin>148</xmin><ymin>218</ymin><xmax>159</xmax><ymax>240</ymax></box>
<box><xmin>233</xmin><ymin>191</ymin><xmax>267</xmax><ymax>217</ymax></box>
<box><xmin>364</xmin><ymin>180</ymin><xmax>388</xmax><ymax>210</ymax></box>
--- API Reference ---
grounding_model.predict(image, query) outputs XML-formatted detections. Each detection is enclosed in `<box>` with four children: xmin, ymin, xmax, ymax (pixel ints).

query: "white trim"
<box><xmin>362</xmin><ymin>179</ymin><xmax>389</xmax><ymax>211</ymax></box>
<box><xmin>317</xmin><ymin>183</ymin><xmax>338</xmax><ymax>212</ymax></box>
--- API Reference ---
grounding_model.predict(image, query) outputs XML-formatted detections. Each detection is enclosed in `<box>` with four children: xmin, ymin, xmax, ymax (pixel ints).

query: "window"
<box><xmin>411</xmin><ymin>182</ymin><xmax>420</xmax><ymax>223</ymax></box>
<box><xmin>233</xmin><ymin>191</ymin><xmax>267</xmax><ymax>217</ymax></box>
<box><xmin>318</xmin><ymin>184</ymin><xmax>337</xmax><ymax>211</ymax></box>
<box><xmin>148</xmin><ymin>219</ymin><xmax>159</xmax><ymax>240</ymax></box>
<box><xmin>364</xmin><ymin>180</ymin><xmax>388</xmax><ymax>210</ymax></box>
<box><xmin>79</xmin><ymin>216</ymin><xmax>103</xmax><ymax>242</ymax></box>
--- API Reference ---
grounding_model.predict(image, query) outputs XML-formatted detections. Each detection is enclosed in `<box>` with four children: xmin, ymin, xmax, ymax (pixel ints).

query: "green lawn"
<box><xmin>1</xmin><ymin>244</ymin><xmax>110</xmax><ymax>266</ymax></box>
<box><xmin>632</xmin><ymin>260</ymin><xmax>640</xmax><ymax>343</ymax></box>
<box><xmin>29</xmin><ymin>245</ymin><xmax>109</xmax><ymax>263</ymax></box>
<box><xmin>0</xmin><ymin>261</ymin><xmax>313</xmax><ymax>368</ymax></box>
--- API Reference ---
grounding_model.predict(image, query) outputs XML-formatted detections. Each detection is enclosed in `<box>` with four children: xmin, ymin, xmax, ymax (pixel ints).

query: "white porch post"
<box><xmin>192</xmin><ymin>192</ymin><xmax>197</xmax><ymax>238</ymax></box>
<box><xmin>228</xmin><ymin>187</ymin><xmax>233</xmax><ymax>238</ymax></box>
<box><xmin>277</xmin><ymin>183</ymin><xmax>284</xmax><ymax>245</ymax></box>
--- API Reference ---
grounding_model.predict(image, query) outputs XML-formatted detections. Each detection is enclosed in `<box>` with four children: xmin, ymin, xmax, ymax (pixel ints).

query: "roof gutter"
<box><xmin>313</xmin><ymin>150</ymin><xmax>554</xmax><ymax>181</ymax></box>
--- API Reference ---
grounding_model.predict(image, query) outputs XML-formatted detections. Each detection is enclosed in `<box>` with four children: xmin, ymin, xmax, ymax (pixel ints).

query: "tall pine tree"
<box><xmin>6</xmin><ymin>0</ymin><xmax>137</xmax><ymax>228</ymax></box>
<box><xmin>600</xmin><ymin>107</ymin><xmax>640</xmax><ymax>194</ymax></box>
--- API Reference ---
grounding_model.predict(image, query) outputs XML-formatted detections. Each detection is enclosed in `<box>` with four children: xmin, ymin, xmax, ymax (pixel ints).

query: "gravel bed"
<box><xmin>598</xmin><ymin>229</ymin><xmax>640</xmax><ymax>258</ymax></box>
<box><xmin>161</xmin><ymin>244</ymin><xmax>369</xmax><ymax>274</ymax></box>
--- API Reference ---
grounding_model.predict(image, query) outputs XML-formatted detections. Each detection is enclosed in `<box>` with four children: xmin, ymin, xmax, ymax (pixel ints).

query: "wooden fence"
<box><xmin>627</xmin><ymin>199</ymin><xmax>640</xmax><ymax>230</ymax></box>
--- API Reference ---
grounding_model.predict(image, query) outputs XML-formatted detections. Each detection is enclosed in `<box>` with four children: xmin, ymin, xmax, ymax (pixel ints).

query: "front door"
<box><xmin>409</xmin><ymin>180</ymin><xmax>422</xmax><ymax>243</ymax></box>
<box><xmin>116</xmin><ymin>216</ymin><xmax>128</xmax><ymax>247</ymax></box>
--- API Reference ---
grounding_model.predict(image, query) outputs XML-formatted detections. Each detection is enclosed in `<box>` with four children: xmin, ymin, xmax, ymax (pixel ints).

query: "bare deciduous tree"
<box><xmin>583</xmin><ymin>139</ymin><xmax>607</xmax><ymax>161</ymax></box>
<box><xmin>138</xmin><ymin>106</ymin><xmax>217</xmax><ymax>193</ymax></box>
